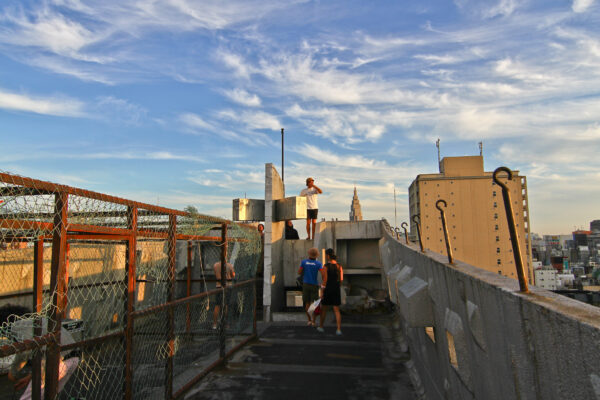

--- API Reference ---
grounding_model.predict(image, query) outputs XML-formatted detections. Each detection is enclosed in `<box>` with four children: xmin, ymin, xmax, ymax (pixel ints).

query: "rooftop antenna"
<box><xmin>281</xmin><ymin>128</ymin><xmax>284</xmax><ymax>185</ymax></box>
<box><xmin>436</xmin><ymin>138</ymin><xmax>441</xmax><ymax>172</ymax></box>
<box><xmin>479</xmin><ymin>141</ymin><xmax>483</xmax><ymax>156</ymax></box>
<box><xmin>394</xmin><ymin>186</ymin><xmax>398</xmax><ymax>228</ymax></box>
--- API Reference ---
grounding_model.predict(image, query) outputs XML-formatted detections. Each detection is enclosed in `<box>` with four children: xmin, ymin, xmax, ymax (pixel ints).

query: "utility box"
<box><xmin>286</xmin><ymin>290</ymin><xmax>303</xmax><ymax>307</ymax></box>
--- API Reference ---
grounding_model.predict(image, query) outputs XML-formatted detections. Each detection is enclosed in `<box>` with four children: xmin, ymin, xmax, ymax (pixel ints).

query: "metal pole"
<box><xmin>219</xmin><ymin>223</ymin><xmax>228</xmax><ymax>358</ymax></box>
<box><xmin>44</xmin><ymin>192</ymin><xmax>68</xmax><ymax>400</ymax></box>
<box><xmin>252</xmin><ymin>277</ymin><xmax>257</xmax><ymax>336</ymax></box>
<box><xmin>165</xmin><ymin>214</ymin><xmax>177</xmax><ymax>399</ymax></box>
<box><xmin>186</xmin><ymin>241</ymin><xmax>192</xmax><ymax>333</ymax></box>
<box><xmin>124</xmin><ymin>206</ymin><xmax>137</xmax><ymax>400</ymax></box>
<box><xmin>32</xmin><ymin>238</ymin><xmax>44</xmax><ymax>400</ymax></box>
<box><xmin>412</xmin><ymin>215</ymin><xmax>425</xmax><ymax>253</ymax></box>
<box><xmin>281</xmin><ymin>128</ymin><xmax>284</xmax><ymax>184</ymax></box>
<box><xmin>435</xmin><ymin>199</ymin><xmax>453</xmax><ymax>264</ymax></box>
<box><xmin>493</xmin><ymin>167</ymin><xmax>529</xmax><ymax>293</ymax></box>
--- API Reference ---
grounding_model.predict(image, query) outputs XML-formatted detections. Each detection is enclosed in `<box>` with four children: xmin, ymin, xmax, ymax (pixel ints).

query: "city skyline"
<box><xmin>1</xmin><ymin>0</ymin><xmax>599</xmax><ymax>234</ymax></box>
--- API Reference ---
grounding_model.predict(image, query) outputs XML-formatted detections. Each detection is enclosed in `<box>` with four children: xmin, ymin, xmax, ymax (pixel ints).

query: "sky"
<box><xmin>0</xmin><ymin>0</ymin><xmax>599</xmax><ymax>235</ymax></box>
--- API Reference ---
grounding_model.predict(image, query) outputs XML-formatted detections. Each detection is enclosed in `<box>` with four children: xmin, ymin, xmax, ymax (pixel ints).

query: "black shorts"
<box><xmin>302</xmin><ymin>284</ymin><xmax>319</xmax><ymax>304</ymax></box>
<box><xmin>307</xmin><ymin>209</ymin><xmax>318</xmax><ymax>219</ymax></box>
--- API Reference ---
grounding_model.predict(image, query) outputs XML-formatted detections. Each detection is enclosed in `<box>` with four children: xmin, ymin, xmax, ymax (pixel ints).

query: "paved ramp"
<box><xmin>184</xmin><ymin>316</ymin><xmax>416</xmax><ymax>399</ymax></box>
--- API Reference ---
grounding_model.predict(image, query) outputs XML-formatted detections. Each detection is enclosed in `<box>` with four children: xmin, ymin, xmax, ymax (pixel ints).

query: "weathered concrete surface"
<box><xmin>184</xmin><ymin>316</ymin><xmax>416</xmax><ymax>400</ymax></box>
<box><xmin>283</xmin><ymin>239</ymin><xmax>314</xmax><ymax>287</ymax></box>
<box><xmin>263</xmin><ymin>164</ymin><xmax>285</xmax><ymax>320</ymax></box>
<box><xmin>232</xmin><ymin>197</ymin><xmax>307</xmax><ymax>222</ymax></box>
<box><xmin>379</xmin><ymin>221</ymin><xmax>600</xmax><ymax>400</ymax></box>
<box><xmin>275</xmin><ymin>196</ymin><xmax>307</xmax><ymax>221</ymax></box>
<box><xmin>232</xmin><ymin>198</ymin><xmax>265</xmax><ymax>221</ymax></box>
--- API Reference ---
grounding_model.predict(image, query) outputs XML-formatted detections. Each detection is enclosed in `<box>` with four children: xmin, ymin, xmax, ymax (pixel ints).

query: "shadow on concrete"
<box><xmin>184</xmin><ymin>313</ymin><xmax>416</xmax><ymax>400</ymax></box>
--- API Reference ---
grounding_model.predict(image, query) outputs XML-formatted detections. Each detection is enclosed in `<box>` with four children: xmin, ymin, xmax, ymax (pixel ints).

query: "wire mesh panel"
<box><xmin>0</xmin><ymin>170</ymin><xmax>260</xmax><ymax>399</ymax></box>
<box><xmin>171</xmin><ymin>291</ymin><xmax>221</xmax><ymax>395</ymax></box>
<box><xmin>59</xmin><ymin>336</ymin><xmax>125</xmax><ymax>400</ymax></box>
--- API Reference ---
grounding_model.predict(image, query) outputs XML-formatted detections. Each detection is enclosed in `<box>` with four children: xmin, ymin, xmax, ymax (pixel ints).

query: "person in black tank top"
<box><xmin>317</xmin><ymin>249</ymin><xmax>343</xmax><ymax>335</ymax></box>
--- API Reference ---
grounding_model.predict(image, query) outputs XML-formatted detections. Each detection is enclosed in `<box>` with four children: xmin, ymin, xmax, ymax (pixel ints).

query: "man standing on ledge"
<box><xmin>300</xmin><ymin>177</ymin><xmax>323</xmax><ymax>240</ymax></box>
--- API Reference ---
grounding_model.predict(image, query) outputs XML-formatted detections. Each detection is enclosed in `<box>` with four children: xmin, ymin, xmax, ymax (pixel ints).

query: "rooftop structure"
<box><xmin>408</xmin><ymin>155</ymin><xmax>533</xmax><ymax>283</ymax></box>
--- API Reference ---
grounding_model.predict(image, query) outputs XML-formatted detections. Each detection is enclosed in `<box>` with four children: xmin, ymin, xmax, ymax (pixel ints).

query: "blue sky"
<box><xmin>1</xmin><ymin>0</ymin><xmax>599</xmax><ymax>234</ymax></box>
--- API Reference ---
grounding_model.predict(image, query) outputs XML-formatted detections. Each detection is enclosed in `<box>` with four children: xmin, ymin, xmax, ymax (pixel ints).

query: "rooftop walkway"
<box><xmin>185</xmin><ymin>313</ymin><xmax>417</xmax><ymax>400</ymax></box>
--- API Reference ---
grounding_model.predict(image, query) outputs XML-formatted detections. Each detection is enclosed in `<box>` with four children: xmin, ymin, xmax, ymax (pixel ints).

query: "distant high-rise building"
<box><xmin>572</xmin><ymin>230</ymin><xmax>591</xmax><ymax>247</ymax></box>
<box><xmin>408</xmin><ymin>155</ymin><xmax>533</xmax><ymax>283</ymax></box>
<box><xmin>349</xmin><ymin>186</ymin><xmax>363</xmax><ymax>221</ymax></box>
<box><xmin>590</xmin><ymin>220</ymin><xmax>600</xmax><ymax>233</ymax></box>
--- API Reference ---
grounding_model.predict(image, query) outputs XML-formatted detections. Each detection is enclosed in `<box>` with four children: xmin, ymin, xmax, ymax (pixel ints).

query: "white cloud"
<box><xmin>223</xmin><ymin>88</ymin><xmax>261</xmax><ymax>107</ymax></box>
<box><xmin>485</xmin><ymin>0</ymin><xmax>519</xmax><ymax>18</ymax></box>
<box><xmin>0</xmin><ymin>88</ymin><xmax>85</xmax><ymax>117</ymax></box>
<box><xmin>217</xmin><ymin>109</ymin><xmax>280</xmax><ymax>131</ymax></box>
<box><xmin>0</xmin><ymin>7</ymin><xmax>101</xmax><ymax>59</ymax></box>
<box><xmin>494</xmin><ymin>58</ymin><xmax>551</xmax><ymax>83</ymax></box>
<box><xmin>179</xmin><ymin>112</ymin><xmax>214</xmax><ymax>131</ymax></box>
<box><xmin>85</xmin><ymin>151</ymin><xmax>204</xmax><ymax>162</ymax></box>
<box><xmin>572</xmin><ymin>0</ymin><xmax>595</xmax><ymax>13</ymax></box>
<box><xmin>0</xmin><ymin>149</ymin><xmax>204</xmax><ymax>163</ymax></box>
<box><xmin>94</xmin><ymin>96</ymin><xmax>147</xmax><ymax>125</ymax></box>
<box><xmin>218</xmin><ymin>50</ymin><xmax>252</xmax><ymax>79</ymax></box>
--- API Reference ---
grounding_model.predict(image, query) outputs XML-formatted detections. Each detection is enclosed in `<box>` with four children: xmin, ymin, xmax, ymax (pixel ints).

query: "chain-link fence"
<box><xmin>0</xmin><ymin>171</ymin><xmax>260</xmax><ymax>400</ymax></box>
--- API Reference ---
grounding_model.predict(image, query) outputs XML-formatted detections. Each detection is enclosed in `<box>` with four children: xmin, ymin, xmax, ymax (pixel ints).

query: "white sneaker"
<box><xmin>336</xmin><ymin>330</ymin><xmax>342</xmax><ymax>335</ymax></box>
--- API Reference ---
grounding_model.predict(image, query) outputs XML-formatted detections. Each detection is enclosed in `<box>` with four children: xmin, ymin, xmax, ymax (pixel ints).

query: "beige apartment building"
<box><xmin>408</xmin><ymin>156</ymin><xmax>534</xmax><ymax>283</ymax></box>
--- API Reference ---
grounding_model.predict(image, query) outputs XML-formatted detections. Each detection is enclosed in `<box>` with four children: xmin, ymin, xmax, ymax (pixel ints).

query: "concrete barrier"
<box><xmin>379</xmin><ymin>221</ymin><xmax>600</xmax><ymax>400</ymax></box>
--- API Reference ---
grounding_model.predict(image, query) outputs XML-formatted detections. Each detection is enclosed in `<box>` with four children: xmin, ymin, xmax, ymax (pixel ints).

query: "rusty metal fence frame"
<box><xmin>0</xmin><ymin>171</ymin><xmax>258</xmax><ymax>400</ymax></box>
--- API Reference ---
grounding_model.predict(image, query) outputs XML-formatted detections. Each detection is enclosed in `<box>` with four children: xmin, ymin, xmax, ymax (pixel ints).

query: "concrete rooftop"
<box><xmin>184</xmin><ymin>314</ymin><xmax>417</xmax><ymax>400</ymax></box>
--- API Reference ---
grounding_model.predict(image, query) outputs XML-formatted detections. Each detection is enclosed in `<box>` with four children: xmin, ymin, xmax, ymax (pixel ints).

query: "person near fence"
<box><xmin>212</xmin><ymin>257</ymin><xmax>235</xmax><ymax>329</ymax></box>
<box><xmin>298</xmin><ymin>248</ymin><xmax>325</xmax><ymax>326</ymax></box>
<box><xmin>285</xmin><ymin>220</ymin><xmax>299</xmax><ymax>240</ymax></box>
<box><xmin>317</xmin><ymin>248</ymin><xmax>343</xmax><ymax>335</ymax></box>
<box><xmin>300</xmin><ymin>177</ymin><xmax>323</xmax><ymax>240</ymax></box>
<box><xmin>1</xmin><ymin>304</ymin><xmax>80</xmax><ymax>400</ymax></box>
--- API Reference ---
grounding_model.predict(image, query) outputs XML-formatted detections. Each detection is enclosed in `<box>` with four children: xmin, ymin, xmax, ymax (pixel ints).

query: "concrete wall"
<box><xmin>263</xmin><ymin>163</ymin><xmax>285</xmax><ymax>319</ymax></box>
<box><xmin>379</xmin><ymin>222</ymin><xmax>600</xmax><ymax>400</ymax></box>
<box><xmin>282</xmin><ymin>240</ymin><xmax>315</xmax><ymax>287</ymax></box>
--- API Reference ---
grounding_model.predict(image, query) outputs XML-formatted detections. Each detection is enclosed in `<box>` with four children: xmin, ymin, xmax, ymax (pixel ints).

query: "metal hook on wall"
<box><xmin>493</xmin><ymin>167</ymin><xmax>529</xmax><ymax>293</ymax></box>
<box><xmin>435</xmin><ymin>199</ymin><xmax>453</xmax><ymax>264</ymax></box>
<box><xmin>401</xmin><ymin>222</ymin><xmax>409</xmax><ymax>244</ymax></box>
<box><xmin>394</xmin><ymin>227</ymin><xmax>401</xmax><ymax>241</ymax></box>
<box><xmin>412</xmin><ymin>215</ymin><xmax>425</xmax><ymax>253</ymax></box>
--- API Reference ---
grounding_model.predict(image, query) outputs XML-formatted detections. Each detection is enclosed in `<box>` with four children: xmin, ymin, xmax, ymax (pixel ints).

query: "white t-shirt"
<box><xmin>300</xmin><ymin>187</ymin><xmax>319</xmax><ymax>210</ymax></box>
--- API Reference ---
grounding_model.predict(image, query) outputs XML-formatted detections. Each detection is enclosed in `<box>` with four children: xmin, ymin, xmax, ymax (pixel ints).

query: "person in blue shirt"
<box><xmin>298</xmin><ymin>247</ymin><xmax>326</xmax><ymax>326</ymax></box>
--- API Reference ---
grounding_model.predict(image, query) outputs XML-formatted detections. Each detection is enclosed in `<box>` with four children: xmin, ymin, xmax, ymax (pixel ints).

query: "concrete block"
<box><xmin>286</xmin><ymin>290</ymin><xmax>303</xmax><ymax>307</ymax></box>
<box><xmin>275</xmin><ymin>196</ymin><xmax>307</xmax><ymax>221</ymax></box>
<box><xmin>397</xmin><ymin>277</ymin><xmax>434</xmax><ymax>327</ymax></box>
<box><xmin>466</xmin><ymin>300</ymin><xmax>486</xmax><ymax>351</ymax></box>
<box><xmin>386</xmin><ymin>262</ymin><xmax>403</xmax><ymax>303</ymax></box>
<box><xmin>444</xmin><ymin>308</ymin><xmax>472</xmax><ymax>390</ymax></box>
<box><xmin>397</xmin><ymin>265</ymin><xmax>413</xmax><ymax>287</ymax></box>
<box><xmin>232</xmin><ymin>198</ymin><xmax>265</xmax><ymax>221</ymax></box>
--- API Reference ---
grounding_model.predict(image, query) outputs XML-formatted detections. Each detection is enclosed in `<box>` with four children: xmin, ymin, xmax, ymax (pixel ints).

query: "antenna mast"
<box><xmin>479</xmin><ymin>141</ymin><xmax>483</xmax><ymax>156</ymax></box>
<box><xmin>436</xmin><ymin>138</ymin><xmax>441</xmax><ymax>172</ymax></box>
